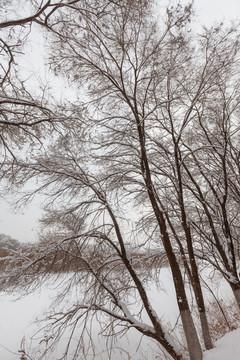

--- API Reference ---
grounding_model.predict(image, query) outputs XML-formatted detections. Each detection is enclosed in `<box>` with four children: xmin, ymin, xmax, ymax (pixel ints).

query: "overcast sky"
<box><xmin>1</xmin><ymin>0</ymin><xmax>240</xmax><ymax>243</ymax></box>
<box><xmin>194</xmin><ymin>0</ymin><xmax>240</xmax><ymax>25</ymax></box>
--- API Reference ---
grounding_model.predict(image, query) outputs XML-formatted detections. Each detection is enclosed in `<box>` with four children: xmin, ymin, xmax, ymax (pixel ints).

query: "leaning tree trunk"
<box><xmin>134</xmin><ymin>110</ymin><xmax>203</xmax><ymax>360</ymax></box>
<box><xmin>233</xmin><ymin>288</ymin><xmax>240</xmax><ymax>307</ymax></box>
<box><xmin>229</xmin><ymin>280</ymin><xmax>240</xmax><ymax>308</ymax></box>
<box><xmin>176</xmin><ymin>237</ymin><xmax>213</xmax><ymax>350</ymax></box>
<box><xmin>195</xmin><ymin>282</ymin><xmax>213</xmax><ymax>350</ymax></box>
<box><xmin>163</xmin><ymin>207</ymin><xmax>213</xmax><ymax>351</ymax></box>
<box><xmin>143</xmin><ymin>169</ymin><xmax>203</xmax><ymax>359</ymax></box>
<box><xmin>184</xmin><ymin>230</ymin><xmax>213</xmax><ymax>350</ymax></box>
<box><xmin>162</xmin><ymin>235</ymin><xmax>203</xmax><ymax>360</ymax></box>
<box><xmin>174</xmin><ymin>144</ymin><xmax>213</xmax><ymax>351</ymax></box>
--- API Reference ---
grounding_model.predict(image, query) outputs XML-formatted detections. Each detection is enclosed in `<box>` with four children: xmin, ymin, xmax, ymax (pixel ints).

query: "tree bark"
<box><xmin>232</xmin><ymin>286</ymin><xmax>240</xmax><ymax>308</ymax></box>
<box><xmin>132</xmin><ymin>112</ymin><xmax>202</xmax><ymax>360</ymax></box>
<box><xmin>173</xmin><ymin>144</ymin><xmax>213</xmax><ymax>351</ymax></box>
<box><xmin>181</xmin><ymin>310</ymin><xmax>203</xmax><ymax>360</ymax></box>
<box><xmin>199</xmin><ymin>311</ymin><xmax>213</xmax><ymax>350</ymax></box>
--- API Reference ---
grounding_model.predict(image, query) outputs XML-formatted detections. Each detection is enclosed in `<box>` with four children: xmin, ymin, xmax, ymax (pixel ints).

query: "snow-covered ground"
<box><xmin>204</xmin><ymin>328</ymin><xmax>240</xmax><ymax>360</ymax></box>
<box><xmin>0</xmin><ymin>268</ymin><xmax>238</xmax><ymax>359</ymax></box>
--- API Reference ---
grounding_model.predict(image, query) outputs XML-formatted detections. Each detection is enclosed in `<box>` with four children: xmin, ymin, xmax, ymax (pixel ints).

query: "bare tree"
<box><xmin>3</xmin><ymin>134</ymin><xmax>188</xmax><ymax>360</ymax></box>
<box><xmin>2</xmin><ymin>1</ymin><xmax>240</xmax><ymax>360</ymax></box>
<box><xmin>2</xmin><ymin>2</ymin><xmax>204</xmax><ymax>359</ymax></box>
<box><xmin>179</xmin><ymin>24</ymin><xmax>240</xmax><ymax>307</ymax></box>
<box><xmin>0</xmin><ymin>0</ymin><xmax>85</xmax><ymax>163</ymax></box>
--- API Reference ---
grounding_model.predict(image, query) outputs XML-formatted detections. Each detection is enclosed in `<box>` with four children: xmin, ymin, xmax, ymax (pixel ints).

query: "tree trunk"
<box><xmin>228</xmin><ymin>277</ymin><xmax>240</xmax><ymax>308</ymax></box>
<box><xmin>181</xmin><ymin>310</ymin><xmax>203</xmax><ymax>360</ymax></box>
<box><xmin>134</xmin><ymin>114</ymin><xmax>202</xmax><ymax>360</ymax></box>
<box><xmin>190</xmin><ymin>265</ymin><xmax>213</xmax><ymax>350</ymax></box>
<box><xmin>199</xmin><ymin>311</ymin><xmax>213</xmax><ymax>350</ymax></box>
<box><xmin>233</xmin><ymin>287</ymin><xmax>240</xmax><ymax>308</ymax></box>
<box><xmin>164</xmin><ymin>214</ymin><xmax>213</xmax><ymax>350</ymax></box>
<box><xmin>174</xmin><ymin>240</ymin><xmax>213</xmax><ymax>350</ymax></box>
<box><xmin>173</xmin><ymin>145</ymin><xmax>213</xmax><ymax>351</ymax></box>
<box><xmin>160</xmin><ymin>232</ymin><xmax>202</xmax><ymax>360</ymax></box>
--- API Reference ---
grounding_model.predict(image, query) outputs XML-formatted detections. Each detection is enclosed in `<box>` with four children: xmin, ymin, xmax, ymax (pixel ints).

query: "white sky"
<box><xmin>195</xmin><ymin>0</ymin><xmax>240</xmax><ymax>26</ymax></box>
<box><xmin>0</xmin><ymin>0</ymin><xmax>240</xmax><ymax>243</ymax></box>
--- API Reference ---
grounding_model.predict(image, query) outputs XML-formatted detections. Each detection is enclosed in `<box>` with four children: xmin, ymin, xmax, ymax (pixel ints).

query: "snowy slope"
<box><xmin>204</xmin><ymin>328</ymin><xmax>240</xmax><ymax>360</ymax></box>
